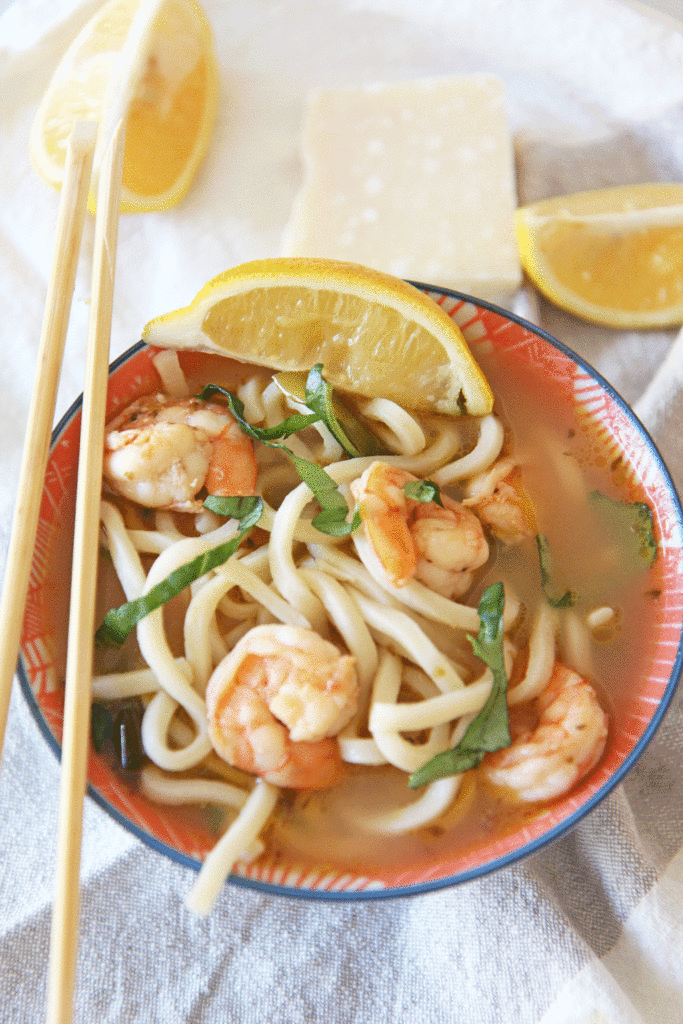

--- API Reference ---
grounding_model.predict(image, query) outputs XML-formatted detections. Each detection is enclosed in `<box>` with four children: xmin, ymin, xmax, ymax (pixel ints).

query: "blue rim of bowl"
<box><xmin>16</xmin><ymin>284</ymin><xmax>683</xmax><ymax>902</ymax></box>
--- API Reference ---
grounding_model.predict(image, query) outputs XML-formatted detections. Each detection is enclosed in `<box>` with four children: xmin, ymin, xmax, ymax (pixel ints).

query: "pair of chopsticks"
<box><xmin>0</xmin><ymin>119</ymin><xmax>126</xmax><ymax>1024</ymax></box>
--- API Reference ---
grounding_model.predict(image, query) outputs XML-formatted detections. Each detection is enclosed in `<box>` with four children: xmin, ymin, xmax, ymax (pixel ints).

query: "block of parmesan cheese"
<box><xmin>282</xmin><ymin>74</ymin><xmax>521</xmax><ymax>303</ymax></box>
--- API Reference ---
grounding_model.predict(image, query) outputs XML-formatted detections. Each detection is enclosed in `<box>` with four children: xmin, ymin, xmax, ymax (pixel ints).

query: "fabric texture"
<box><xmin>1</xmin><ymin>0</ymin><xmax>682</xmax><ymax>1020</ymax></box>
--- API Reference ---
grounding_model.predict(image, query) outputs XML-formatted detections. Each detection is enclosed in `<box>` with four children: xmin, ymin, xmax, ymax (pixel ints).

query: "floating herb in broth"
<box><xmin>408</xmin><ymin>583</ymin><xmax>510</xmax><ymax>788</ymax></box>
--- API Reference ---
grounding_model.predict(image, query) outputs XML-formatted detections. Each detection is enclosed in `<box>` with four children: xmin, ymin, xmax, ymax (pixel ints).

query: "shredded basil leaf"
<box><xmin>198</xmin><ymin>381</ymin><xmax>359</xmax><ymax>537</ymax></box>
<box><xmin>203</xmin><ymin>494</ymin><xmax>263</xmax><ymax>520</ymax></box>
<box><xmin>403</xmin><ymin>479</ymin><xmax>444</xmax><ymax>507</ymax></box>
<box><xmin>408</xmin><ymin>582</ymin><xmax>511</xmax><ymax>787</ymax></box>
<box><xmin>535</xmin><ymin>534</ymin><xmax>577</xmax><ymax>608</ymax></box>
<box><xmin>95</xmin><ymin>497</ymin><xmax>264</xmax><ymax>648</ymax></box>
<box><xmin>589</xmin><ymin>490</ymin><xmax>657</xmax><ymax>569</ymax></box>
<box><xmin>313</xmin><ymin>505</ymin><xmax>363</xmax><ymax>537</ymax></box>
<box><xmin>198</xmin><ymin>383</ymin><xmax>319</xmax><ymax>441</ymax></box>
<box><xmin>274</xmin><ymin>366</ymin><xmax>387</xmax><ymax>458</ymax></box>
<box><xmin>303</xmin><ymin>364</ymin><xmax>364</xmax><ymax>457</ymax></box>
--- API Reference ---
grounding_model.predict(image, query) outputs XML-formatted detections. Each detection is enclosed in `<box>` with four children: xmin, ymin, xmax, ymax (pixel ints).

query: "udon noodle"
<box><xmin>91</xmin><ymin>345</ymin><xmax>648</xmax><ymax>914</ymax></box>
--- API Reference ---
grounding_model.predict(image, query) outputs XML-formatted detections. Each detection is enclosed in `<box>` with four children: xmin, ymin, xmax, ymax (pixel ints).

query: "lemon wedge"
<box><xmin>29</xmin><ymin>0</ymin><xmax>218</xmax><ymax>213</ymax></box>
<box><xmin>143</xmin><ymin>258</ymin><xmax>494</xmax><ymax>416</ymax></box>
<box><xmin>516</xmin><ymin>183</ymin><xmax>683</xmax><ymax>328</ymax></box>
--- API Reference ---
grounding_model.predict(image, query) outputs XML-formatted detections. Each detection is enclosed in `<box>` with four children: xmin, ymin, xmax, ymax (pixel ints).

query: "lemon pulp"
<box><xmin>515</xmin><ymin>183</ymin><xmax>683</xmax><ymax>328</ymax></box>
<box><xmin>30</xmin><ymin>0</ymin><xmax>218</xmax><ymax>212</ymax></box>
<box><xmin>144</xmin><ymin>258</ymin><xmax>494</xmax><ymax>416</ymax></box>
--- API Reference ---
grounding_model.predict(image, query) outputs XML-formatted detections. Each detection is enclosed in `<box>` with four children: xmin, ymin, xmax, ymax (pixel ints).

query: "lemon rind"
<box><xmin>515</xmin><ymin>192</ymin><xmax>683</xmax><ymax>330</ymax></box>
<box><xmin>29</xmin><ymin>0</ymin><xmax>217</xmax><ymax>214</ymax></box>
<box><xmin>143</xmin><ymin>259</ymin><xmax>494</xmax><ymax>415</ymax></box>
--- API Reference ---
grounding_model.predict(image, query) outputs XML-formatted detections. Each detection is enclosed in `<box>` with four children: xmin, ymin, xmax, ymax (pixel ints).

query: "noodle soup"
<box><xmin>19</xmin><ymin>292</ymin><xmax>683</xmax><ymax>904</ymax></box>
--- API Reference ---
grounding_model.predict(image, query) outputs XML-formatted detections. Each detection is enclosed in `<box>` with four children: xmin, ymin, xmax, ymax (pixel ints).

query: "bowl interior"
<box><xmin>18</xmin><ymin>287</ymin><xmax>683</xmax><ymax>899</ymax></box>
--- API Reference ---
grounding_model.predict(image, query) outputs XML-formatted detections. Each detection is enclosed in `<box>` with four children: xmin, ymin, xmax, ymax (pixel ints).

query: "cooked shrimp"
<box><xmin>205</xmin><ymin>624</ymin><xmax>359</xmax><ymax>789</ymax></box>
<box><xmin>103</xmin><ymin>393</ymin><xmax>257</xmax><ymax>512</ymax></box>
<box><xmin>483</xmin><ymin>662</ymin><xmax>608</xmax><ymax>802</ymax></box>
<box><xmin>464</xmin><ymin>456</ymin><xmax>536</xmax><ymax>544</ymax></box>
<box><xmin>350</xmin><ymin>461</ymin><xmax>489</xmax><ymax>598</ymax></box>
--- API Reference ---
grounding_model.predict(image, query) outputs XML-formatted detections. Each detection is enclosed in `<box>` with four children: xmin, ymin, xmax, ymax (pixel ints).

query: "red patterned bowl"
<box><xmin>18</xmin><ymin>286</ymin><xmax>683</xmax><ymax>900</ymax></box>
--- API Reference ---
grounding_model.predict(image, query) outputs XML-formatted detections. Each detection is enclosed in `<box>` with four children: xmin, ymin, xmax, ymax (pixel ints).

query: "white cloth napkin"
<box><xmin>1</xmin><ymin>1</ymin><xmax>683</xmax><ymax>1021</ymax></box>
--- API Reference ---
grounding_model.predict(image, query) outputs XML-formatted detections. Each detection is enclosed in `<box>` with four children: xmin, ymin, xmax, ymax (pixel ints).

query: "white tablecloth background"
<box><xmin>1</xmin><ymin>0</ymin><xmax>683</xmax><ymax>1020</ymax></box>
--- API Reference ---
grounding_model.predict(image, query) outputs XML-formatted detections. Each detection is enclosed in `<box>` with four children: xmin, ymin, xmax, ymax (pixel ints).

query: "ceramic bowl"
<box><xmin>18</xmin><ymin>285</ymin><xmax>683</xmax><ymax>900</ymax></box>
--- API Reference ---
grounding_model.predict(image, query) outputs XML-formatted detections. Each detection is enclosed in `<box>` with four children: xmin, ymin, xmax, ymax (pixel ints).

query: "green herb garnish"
<box><xmin>202</xmin><ymin>494</ymin><xmax>265</xmax><ymax>520</ymax></box>
<box><xmin>534</xmin><ymin>493</ymin><xmax>656</xmax><ymax>612</ymax></box>
<box><xmin>287</xmin><ymin>449</ymin><xmax>363</xmax><ymax>536</ymax></box>
<box><xmin>403</xmin><ymin>479</ymin><xmax>444</xmax><ymax>507</ymax></box>
<box><xmin>95</xmin><ymin>496</ymin><xmax>264</xmax><ymax>648</ymax></box>
<box><xmin>199</xmin><ymin>376</ymin><xmax>359</xmax><ymax>537</ymax></box>
<box><xmin>274</xmin><ymin>365</ymin><xmax>387</xmax><ymax>458</ymax></box>
<box><xmin>303</xmin><ymin>363</ymin><xmax>369</xmax><ymax>458</ymax></box>
<box><xmin>535</xmin><ymin>534</ymin><xmax>577</xmax><ymax>608</ymax></box>
<box><xmin>198</xmin><ymin>382</ymin><xmax>319</xmax><ymax>442</ymax></box>
<box><xmin>589</xmin><ymin>490</ymin><xmax>657</xmax><ymax>569</ymax></box>
<box><xmin>408</xmin><ymin>582</ymin><xmax>510</xmax><ymax>787</ymax></box>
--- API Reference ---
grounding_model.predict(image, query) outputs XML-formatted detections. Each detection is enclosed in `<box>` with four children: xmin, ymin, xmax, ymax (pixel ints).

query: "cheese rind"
<box><xmin>283</xmin><ymin>75</ymin><xmax>521</xmax><ymax>303</ymax></box>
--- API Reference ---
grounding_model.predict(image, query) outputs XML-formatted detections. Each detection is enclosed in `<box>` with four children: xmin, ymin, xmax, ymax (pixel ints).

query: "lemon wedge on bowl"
<box><xmin>143</xmin><ymin>257</ymin><xmax>494</xmax><ymax>416</ymax></box>
<box><xmin>29</xmin><ymin>0</ymin><xmax>218</xmax><ymax>213</ymax></box>
<box><xmin>515</xmin><ymin>183</ymin><xmax>683</xmax><ymax>329</ymax></box>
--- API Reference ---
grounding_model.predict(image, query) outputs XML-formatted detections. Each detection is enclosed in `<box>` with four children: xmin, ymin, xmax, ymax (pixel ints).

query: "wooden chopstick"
<box><xmin>0</xmin><ymin>121</ymin><xmax>97</xmax><ymax>767</ymax></box>
<box><xmin>46</xmin><ymin>119</ymin><xmax>126</xmax><ymax>1024</ymax></box>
